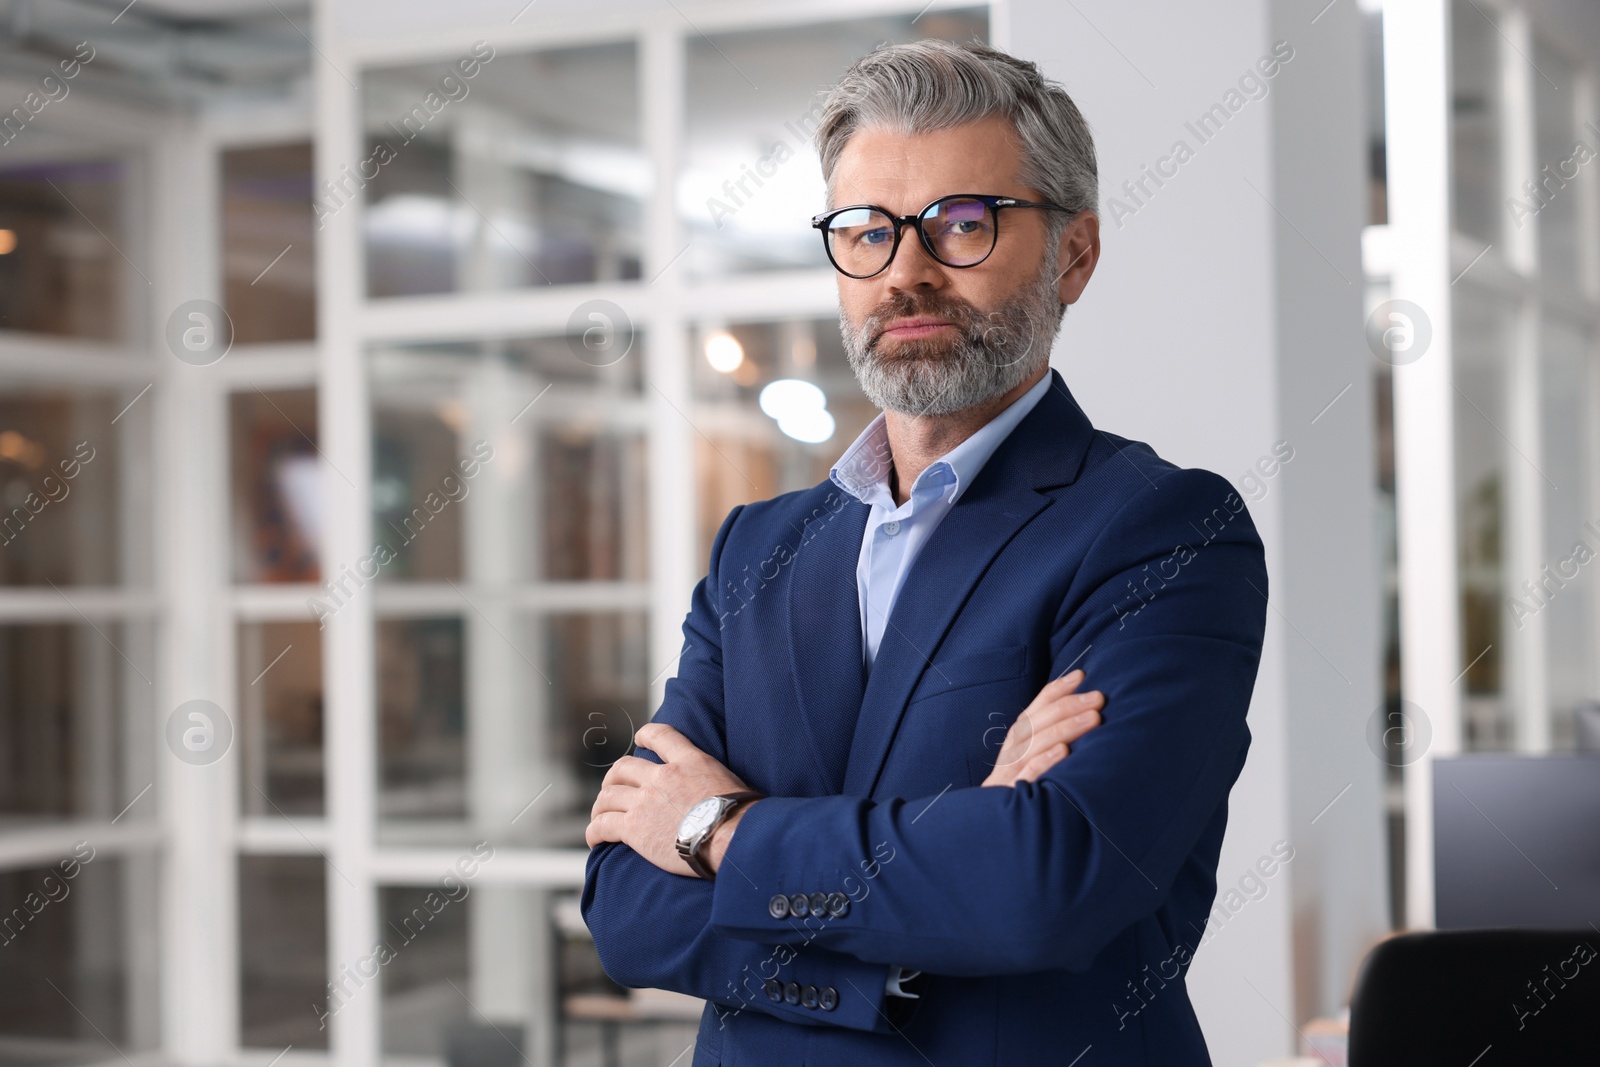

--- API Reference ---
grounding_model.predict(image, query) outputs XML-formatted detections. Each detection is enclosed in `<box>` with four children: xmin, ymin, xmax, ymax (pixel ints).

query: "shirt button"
<box><xmin>764</xmin><ymin>978</ymin><xmax>783</xmax><ymax>1002</ymax></box>
<box><xmin>881</xmin><ymin>520</ymin><xmax>901</xmax><ymax>536</ymax></box>
<box><xmin>784</xmin><ymin>981</ymin><xmax>801</xmax><ymax>1005</ymax></box>
<box><xmin>789</xmin><ymin>893</ymin><xmax>810</xmax><ymax>918</ymax></box>
<box><xmin>826</xmin><ymin>892</ymin><xmax>850</xmax><ymax>918</ymax></box>
<box><xmin>801</xmin><ymin>984</ymin><xmax>819</xmax><ymax>1009</ymax></box>
<box><xmin>808</xmin><ymin>891</ymin><xmax>829</xmax><ymax>916</ymax></box>
<box><xmin>768</xmin><ymin>894</ymin><xmax>790</xmax><ymax>919</ymax></box>
<box><xmin>819</xmin><ymin>986</ymin><xmax>839</xmax><ymax>1011</ymax></box>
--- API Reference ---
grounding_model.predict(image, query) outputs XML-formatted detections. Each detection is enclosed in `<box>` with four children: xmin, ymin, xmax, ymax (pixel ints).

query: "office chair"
<box><xmin>1347</xmin><ymin>928</ymin><xmax>1597</xmax><ymax>1065</ymax></box>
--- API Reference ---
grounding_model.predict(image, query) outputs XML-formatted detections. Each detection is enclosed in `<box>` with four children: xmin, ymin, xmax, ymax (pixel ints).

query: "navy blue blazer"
<box><xmin>582</xmin><ymin>369</ymin><xmax>1268</xmax><ymax>1066</ymax></box>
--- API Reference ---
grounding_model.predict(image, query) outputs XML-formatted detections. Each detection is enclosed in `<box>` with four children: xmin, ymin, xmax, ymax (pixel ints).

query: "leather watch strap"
<box><xmin>680</xmin><ymin>790</ymin><xmax>764</xmax><ymax>880</ymax></box>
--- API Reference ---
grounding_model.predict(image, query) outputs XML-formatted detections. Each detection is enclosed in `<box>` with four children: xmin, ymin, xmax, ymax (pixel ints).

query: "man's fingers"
<box><xmin>589</xmin><ymin>783</ymin><xmax>638</xmax><ymax>821</ymax></box>
<box><xmin>633</xmin><ymin>721</ymin><xmax>700</xmax><ymax>762</ymax></box>
<box><xmin>1025</xmin><ymin>691</ymin><xmax>1103</xmax><ymax>739</ymax></box>
<box><xmin>1035</xmin><ymin>707</ymin><xmax>1101</xmax><ymax>751</ymax></box>
<box><xmin>585</xmin><ymin>811</ymin><xmax>626</xmax><ymax>848</ymax></box>
<box><xmin>1016</xmin><ymin>742</ymin><xmax>1069</xmax><ymax>783</ymax></box>
<box><xmin>600</xmin><ymin>754</ymin><xmax>655</xmax><ymax>788</ymax></box>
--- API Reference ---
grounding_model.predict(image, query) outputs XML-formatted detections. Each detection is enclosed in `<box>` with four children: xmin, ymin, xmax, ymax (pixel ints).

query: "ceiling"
<box><xmin>0</xmin><ymin>0</ymin><xmax>312</xmax><ymax>103</ymax></box>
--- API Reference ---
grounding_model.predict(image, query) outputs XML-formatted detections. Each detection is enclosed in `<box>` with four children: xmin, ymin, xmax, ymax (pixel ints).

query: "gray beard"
<box><xmin>840</xmin><ymin>259</ymin><xmax>1064</xmax><ymax>417</ymax></box>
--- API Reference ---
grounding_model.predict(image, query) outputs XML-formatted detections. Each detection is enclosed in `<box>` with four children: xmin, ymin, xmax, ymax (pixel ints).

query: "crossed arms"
<box><xmin>580</xmin><ymin>467</ymin><xmax>1267</xmax><ymax>1033</ymax></box>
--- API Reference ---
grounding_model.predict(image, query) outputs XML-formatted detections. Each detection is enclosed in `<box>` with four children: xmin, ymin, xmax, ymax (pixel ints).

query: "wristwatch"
<box><xmin>675</xmin><ymin>790</ymin><xmax>764</xmax><ymax>880</ymax></box>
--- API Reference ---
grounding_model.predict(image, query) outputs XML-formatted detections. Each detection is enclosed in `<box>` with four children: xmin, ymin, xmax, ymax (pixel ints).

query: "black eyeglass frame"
<box><xmin>810</xmin><ymin>193</ymin><xmax>1077</xmax><ymax>279</ymax></box>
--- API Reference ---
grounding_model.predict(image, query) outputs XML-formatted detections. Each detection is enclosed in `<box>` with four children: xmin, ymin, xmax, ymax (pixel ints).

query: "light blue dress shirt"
<box><xmin>829</xmin><ymin>371</ymin><xmax>1052</xmax><ymax>1001</ymax></box>
<box><xmin>829</xmin><ymin>372</ymin><xmax>1052</xmax><ymax>669</ymax></box>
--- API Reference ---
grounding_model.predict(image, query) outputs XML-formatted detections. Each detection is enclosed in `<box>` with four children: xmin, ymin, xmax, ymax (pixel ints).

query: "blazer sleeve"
<box><xmin>581</xmin><ymin>504</ymin><xmax>903</xmax><ymax>1034</ymax></box>
<box><xmin>703</xmin><ymin>466</ymin><xmax>1269</xmax><ymax>976</ymax></box>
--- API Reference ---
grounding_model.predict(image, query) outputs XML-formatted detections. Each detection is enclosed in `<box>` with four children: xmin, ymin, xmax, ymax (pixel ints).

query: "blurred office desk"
<box><xmin>553</xmin><ymin>895</ymin><xmax>705</xmax><ymax>1067</ymax></box>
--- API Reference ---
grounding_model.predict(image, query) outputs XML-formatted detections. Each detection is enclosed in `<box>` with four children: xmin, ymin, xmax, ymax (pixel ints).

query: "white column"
<box><xmin>1499</xmin><ymin>8</ymin><xmax>1549</xmax><ymax>753</ymax></box>
<box><xmin>463</xmin><ymin>353</ymin><xmax>556</xmax><ymax>1065</ymax></box>
<box><xmin>1384</xmin><ymin>0</ymin><xmax>1462</xmax><ymax>932</ymax></box>
<box><xmin>152</xmin><ymin>114</ymin><xmax>238</xmax><ymax>1066</ymax></box>
<box><xmin>642</xmin><ymin>24</ymin><xmax>696</xmax><ymax>707</ymax></box>
<box><xmin>314</xmin><ymin>2</ymin><xmax>382</xmax><ymax>1064</ymax></box>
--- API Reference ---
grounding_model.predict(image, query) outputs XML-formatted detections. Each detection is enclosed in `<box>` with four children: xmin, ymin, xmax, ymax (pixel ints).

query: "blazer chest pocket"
<box><xmin>912</xmin><ymin>644</ymin><xmax>1028</xmax><ymax>700</ymax></box>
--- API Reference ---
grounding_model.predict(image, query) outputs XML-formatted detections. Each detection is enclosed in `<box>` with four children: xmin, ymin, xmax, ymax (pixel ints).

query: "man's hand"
<box><xmin>981</xmin><ymin>669</ymin><xmax>1103</xmax><ymax>787</ymax></box>
<box><xmin>585</xmin><ymin>721</ymin><xmax>754</xmax><ymax>877</ymax></box>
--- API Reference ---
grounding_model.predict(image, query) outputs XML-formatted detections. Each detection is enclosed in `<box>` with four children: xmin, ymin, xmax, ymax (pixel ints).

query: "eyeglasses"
<box><xmin>810</xmin><ymin>193</ymin><xmax>1076</xmax><ymax>279</ymax></box>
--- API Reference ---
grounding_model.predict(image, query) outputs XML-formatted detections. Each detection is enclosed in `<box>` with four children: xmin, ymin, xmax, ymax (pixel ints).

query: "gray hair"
<box><xmin>814</xmin><ymin>39</ymin><xmax>1098</xmax><ymax>228</ymax></box>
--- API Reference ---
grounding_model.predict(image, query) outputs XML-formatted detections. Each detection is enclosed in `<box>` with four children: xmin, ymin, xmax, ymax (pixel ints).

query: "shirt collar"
<box><xmin>830</xmin><ymin>371</ymin><xmax>1051</xmax><ymax>507</ymax></box>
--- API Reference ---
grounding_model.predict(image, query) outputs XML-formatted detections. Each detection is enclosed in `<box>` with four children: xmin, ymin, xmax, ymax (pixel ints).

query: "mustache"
<box><xmin>863</xmin><ymin>293</ymin><xmax>989</xmax><ymax>350</ymax></box>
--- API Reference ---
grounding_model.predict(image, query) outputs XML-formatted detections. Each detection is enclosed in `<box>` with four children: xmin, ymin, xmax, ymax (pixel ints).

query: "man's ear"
<box><xmin>1056</xmin><ymin>211</ymin><xmax>1100</xmax><ymax>306</ymax></box>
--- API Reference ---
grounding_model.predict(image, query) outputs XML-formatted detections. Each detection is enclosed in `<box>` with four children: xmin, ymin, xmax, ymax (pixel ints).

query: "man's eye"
<box><xmin>857</xmin><ymin>229</ymin><xmax>893</xmax><ymax>246</ymax></box>
<box><xmin>945</xmin><ymin>220</ymin><xmax>983</xmax><ymax>236</ymax></box>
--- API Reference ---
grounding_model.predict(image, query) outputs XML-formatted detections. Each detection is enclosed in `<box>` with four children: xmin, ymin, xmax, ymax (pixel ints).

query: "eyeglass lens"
<box><xmin>823</xmin><ymin>197</ymin><xmax>997</xmax><ymax>275</ymax></box>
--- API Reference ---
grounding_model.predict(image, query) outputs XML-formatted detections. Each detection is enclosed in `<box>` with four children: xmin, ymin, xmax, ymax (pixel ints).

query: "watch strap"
<box><xmin>678</xmin><ymin>790</ymin><xmax>764</xmax><ymax>880</ymax></box>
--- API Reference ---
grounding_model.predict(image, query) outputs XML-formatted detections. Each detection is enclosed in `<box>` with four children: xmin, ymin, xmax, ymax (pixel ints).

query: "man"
<box><xmin>583</xmin><ymin>39</ymin><xmax>1267</xmax><ymax>1066</ymax></box>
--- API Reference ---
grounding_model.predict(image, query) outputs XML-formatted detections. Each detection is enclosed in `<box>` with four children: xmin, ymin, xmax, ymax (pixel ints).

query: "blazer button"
<box><xmin>784</xmin><ymin>981</ymin><xmax>801</xmax><ymax>1005</ymax></box>
<box><xmin>826</xmin><ymin>892</ymin><xmax>850</xmax><ymax>917</ymax></box>
<box><xmin>801</xmin><ymin>984</ymin><xmax>819</xmax><ymax>1009</ymax></box>
<box><xmin>808</xmin><ymin>892</ymin><xmax>828</xmax><ymax>916</ymax></box>
<box><xmin>763</xmin><ymin>978</ymin><xmax>783</xmax><ymax>1002</ymax></box>
<box><xmin>819</xmin><ymin>985</ymin><xmax>839</xmax><ymax>1011</ymax></box>
<box><xmin>768</xmin><ymin>894</ymin><xmax>790</xmax><ymax>919</ymax></box>
<box><xmin>789</xmin><ymin>893</ymin><xmax>809</xmax><ymax>918</ymax></box>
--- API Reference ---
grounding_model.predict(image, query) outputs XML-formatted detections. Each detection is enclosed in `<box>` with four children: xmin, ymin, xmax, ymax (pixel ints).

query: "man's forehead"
<box><xmin>828</xmin><ymin>118</ymin><xmax>1023</xmax><ymax>208</ymax></box>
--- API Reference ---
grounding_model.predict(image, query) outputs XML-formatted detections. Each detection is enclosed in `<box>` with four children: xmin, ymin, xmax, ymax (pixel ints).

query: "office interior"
<box><xmin>0</xmin><ymin>0</ymin><xmax>1597</xmax><ymax>1064</ymax></box>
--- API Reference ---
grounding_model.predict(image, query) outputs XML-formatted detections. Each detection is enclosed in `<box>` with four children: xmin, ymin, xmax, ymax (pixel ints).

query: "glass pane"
<box><xmin>1454</xmin><ymin>289</ymin><xmax>1516</xmax><ymax>749</ymax></box>
<box><xmin>1451</xmin><ymin>0</ymin><xmax>1501</xmax><ymax>245</ymax></box>
<box><xmin>223</xmin><ymin>142</ymin><xmax>317</xmax><ymax>344</ymax></box>
<box><xmin>1531</xmin><ymin>42</ymin><xmax>1580</xmax><ymax>289</ymax></box>
<box><xmin>376</xmin><ymin>610</ymin><xmax>647</xmax><ymax>847</ymax></box>
<box><xmin>230</xmin><ymin>389</ymin><xmax>321</xmax><ymax>585</ymax></box>
<box><xmin>240</xmin><ymin>855</ymin><xmax>328</xmax><ymax>1050</ymax></box>
<box><xmin>239</xmin><ymin>621</ymin><xmax>324</xmax><ymax>817</ymax></box>
<box><xmin>0</xmin><ymin>388</ymin><xmax>126</xmax><ymax>587</ymax></box>
<box><xmin>378</xmin><ymin>883</ymin><xmax>470</xmax><ymax>1061</ymax></box>
<box><xmin>371</xmin><ymin>337</ymin><xmax>647</xmax><ymax>584</ymax></box>
<box><xmin>378</xmin><ymin>616</ymin><xmax>466</xmax><ymax>827</ymax></box>
<box><xmin>0</xmin><ymin>621</ymin><xmax>155</xmax><ymax>822</ymax></box>
<box><xmin>1539</xmin><ymin>317</ymin><xmax>1595</xmax><ymax>749</ymax></box>
<box><xmin>0</xmin><ymin>160</ymin><xmax>126</xmax><ymax>340</ymax></box>
<box><xmin>691</xmin><ymin>318</ymin><xmax>876</xmax><ymax>563</ymax></box>
<box><xmin>681</xmin><ymin>9</ymin><xmax>989</xmax><ymax>278</ymax></box>
<box><xmin>1363</xmin><ymin>4</ymin><xmax>1388</xmax><ymax>225</ymax></box>
<box><xmin>362</xmin><ymin>42</ymin><xmax>643</xmax><ymax>297</ymax></box>
<box><xmin>0</xmin><ymin>855</ymin><xmax>159</xmax><ymax>1059</ymax></box>
<box><xmin>544</xmin><ymin>611</ymin><xmax>649</xmax><ymax>842</ymax></box>
<box><xmin>376</xmin><ymin>887</ymin><xmax>682</xmax><ymax>1065</ymax></box>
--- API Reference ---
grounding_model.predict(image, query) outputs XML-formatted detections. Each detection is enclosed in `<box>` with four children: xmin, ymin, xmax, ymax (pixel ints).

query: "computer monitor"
<box><xmin>1433</xmin><ymin>754</ymin><xmax>1600</xmax><ymax>930</ymax></box>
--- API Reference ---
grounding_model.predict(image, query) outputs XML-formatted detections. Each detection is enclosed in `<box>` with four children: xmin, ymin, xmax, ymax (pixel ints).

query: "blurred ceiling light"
<box><xmin>778</xmin><ymin>407</ymin><xmax>835</xmax><ymax>444</ymax></box>
<box><xmin>759</xmin><ymin>378</ymin><xmax>834</xmax><ymax>444</ymax></box>
<box><xmin>758</xmin><ymin>378</ymin><xmax>825</xmax><ymax>419</ymax></box>
<box><xmin>0</xmin><ymin>230</ymin><xmax>16</xmax><ymax>255</ymax></box>
<box><xmin>705</xmin><ymin>331</ymin><xmax>744</xmax><ymax>373</ymax></box>
<box><xmin>0</xmin><ymin>430</ymin><xmax>44</xmax><ymax>467</ymax></box>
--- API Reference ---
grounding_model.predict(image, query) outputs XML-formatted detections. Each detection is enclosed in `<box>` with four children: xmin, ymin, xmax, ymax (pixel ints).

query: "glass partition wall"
<box><xmin>1382</xmin><ymin>0</ymin><xmax>1600</xmax><ymax>929</ymax></box>
<box><xmin>0</xmin><ymin>123</ymin><xmax>161</xmax><ymax>1063</ymax></box>
<box><xmin>1445</xmin><ymin>0</ymin><xmax>1600</xmax><ymax>755</ymax></box>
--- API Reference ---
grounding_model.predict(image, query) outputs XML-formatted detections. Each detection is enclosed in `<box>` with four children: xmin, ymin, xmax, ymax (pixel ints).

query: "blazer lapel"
<box><xmin>785</xmin><ymin>494</ymin><xmax>870</xmax><ymax>793</ymax></box>
<box><xmin>841</xmin><ymin>370</ymin><xmax>1098</xmax><ymax>797</ymax></box>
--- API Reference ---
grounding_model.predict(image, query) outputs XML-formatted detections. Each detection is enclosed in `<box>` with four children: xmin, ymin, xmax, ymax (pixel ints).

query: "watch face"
<box><xmin>679</xmin><ymin>797</ymin><xmax>724</xmax><ymax>839</ymax></box>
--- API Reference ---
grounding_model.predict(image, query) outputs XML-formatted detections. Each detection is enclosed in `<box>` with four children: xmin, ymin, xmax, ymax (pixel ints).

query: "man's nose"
<box><xmin>882</xmin><ymin>223</ymin><xmax>949</xmax><ymax>293</ymax></box>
